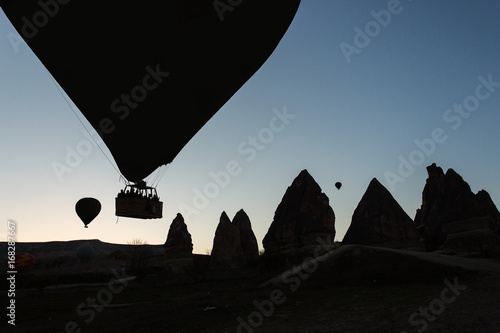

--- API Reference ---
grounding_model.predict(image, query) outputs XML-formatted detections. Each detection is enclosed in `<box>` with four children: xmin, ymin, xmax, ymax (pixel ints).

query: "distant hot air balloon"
<box><xmin>75</xmin><ymin>198</ymin><xmax>101</xmax><ymax>228</ymax></box>
<box><xmin>15</xmin><ymin>253</ymin><xmax>36</xmax><ymax>273</ymax></box>
<box><xmin>76</xmin><ymin>244</ymin><xmax>95</xmax><ymax>262</ymax></box>
<box><xmin>1</xmin><ymin>1</ymin><xmax>301</xmax><ymax>219</ymax></box>
<box><xmin>335</xmin><ymin>182</ymin><xmax>342</xmax><ymax>190</ymax></box>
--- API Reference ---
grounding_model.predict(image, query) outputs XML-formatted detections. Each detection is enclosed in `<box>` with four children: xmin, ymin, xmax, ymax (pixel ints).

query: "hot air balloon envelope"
<box><xmin>0</xmin><ymin>1</ymin><xmax>302</xmax><ymax>182</ymax></box>
<box><xmin>335</xmin><ymin>182</ymin><xmax>342</xmax><ymax>190</ymax></box>
<box><xmin>75</xmin><ymin>198</ymin><xmax>101</xmax><ymax>227</ymax></box>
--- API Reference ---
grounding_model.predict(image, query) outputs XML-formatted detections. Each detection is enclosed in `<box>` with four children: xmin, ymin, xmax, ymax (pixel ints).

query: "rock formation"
<box><xmin>415</xmin><ymin>163</ymin><xmax>500</xmax><ymax>254</ymax></box>
<box><xmin>163</xmin><ymin>213</ymin><xmax>194</xmax><ymax>283</ymax></box>
<box><xmin>210</xmin><ymin>211</ymin><xmax>245</xmax><ymax>269</ymax></box>
<box><xmin>262</xmin><ymin>169</ymin><xmax>336</xmax><ymax>267</ymax></box>
<box><xmin>164</xmin><ymin>213</ymin><xmax>193</xmax><ymax>257</ymax></box>
<box><xmin>232</xmin><ymin>209</ymin><xmax>259</xmax><ymax>264</ymax></box>
<box><xmin>209</xmin><ymin>209</ymin><xmax>259</xmax><ymax>269</ymax></box>
<box><xmin>342</xmin><ymin>178</ymin><xmax>420</xmax><ymax>249</ymax></box>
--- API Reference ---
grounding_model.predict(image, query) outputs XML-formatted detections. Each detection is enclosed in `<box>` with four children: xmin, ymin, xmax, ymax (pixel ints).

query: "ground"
<box><xmin>3</xmin><ymin>245</ymin><xmax>500</xmax><ymax>333</ymax></box>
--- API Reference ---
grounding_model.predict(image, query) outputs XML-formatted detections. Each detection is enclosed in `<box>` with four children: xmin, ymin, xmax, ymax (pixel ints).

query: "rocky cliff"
<box><xmin>342</xmin><ymin>178</ymin><xmax>420</xmax><ymax>249</ymax></box>
<box><xmin>262</xmin><ymin>169</ymin><xmax>336</xmax><ymax>267</ymax></box>
<box><xmin>163</xmin><ymin>213</ymin><xmax>194</xmax><ymax>283</ymax></box>
<box><xmin>210</xmin><ymin>209</ymin><xmax>260</xmax><ymax>269</ymax></box>
<box><xmin>211</xmin><ymin>211</ymin><xmax>242</xmax><ymax>269</ymax></box>
<box><xmin>164</xmin><ymin>213</ymin><xmax>193</xmax><ymax>257</ymax></box>
<box><xmin>415</xmin><ymin>163</ymin><xmax>500</xmax><ymax>254</ymax></box>
<box><xmin>232</xmin><ymin>209</ymin><xmax>259</xmax><ymax>264</ymax></box>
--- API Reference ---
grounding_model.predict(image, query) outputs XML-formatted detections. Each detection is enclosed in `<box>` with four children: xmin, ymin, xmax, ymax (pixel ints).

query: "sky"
<box><xmin>1</xmin><ymin>0</ymin><xmax>499</xmax><ymax>254</ymax></box>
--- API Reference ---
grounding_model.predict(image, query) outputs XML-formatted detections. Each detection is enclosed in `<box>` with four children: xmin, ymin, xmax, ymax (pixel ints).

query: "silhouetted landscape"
<box><xmin>2</xmin><ymin>164</ymin><xmax>500</xmax><ymax>332</ymax></box>
<box><xmin>2</xmin><ymin>0</ymin><xmax>500</xmax><ymax>331</ymax></box>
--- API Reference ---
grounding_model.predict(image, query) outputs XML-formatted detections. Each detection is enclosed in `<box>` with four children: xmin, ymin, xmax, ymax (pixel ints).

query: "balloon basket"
<box><xmin>115</xmin><ymin>197</ymin><xmax>163</xmax><ymax>219</ymax></box>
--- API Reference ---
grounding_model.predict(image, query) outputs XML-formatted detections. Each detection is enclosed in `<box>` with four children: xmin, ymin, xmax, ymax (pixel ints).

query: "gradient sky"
<box><xmin>1</xmin><ymin>0</ymin><xmax>499</xmax><ymax>254</ymax></box>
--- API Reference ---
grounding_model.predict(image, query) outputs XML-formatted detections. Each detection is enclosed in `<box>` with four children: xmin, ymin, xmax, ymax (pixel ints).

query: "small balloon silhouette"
<box><xmin>75</xmin><ymin>198</ymin><xmax>101</xmax><ymax>228</ymax></box>
<box><xmin>335</xmin><ymin>182</ymin><xmax>342</xmax><ymax>190</ymax></box>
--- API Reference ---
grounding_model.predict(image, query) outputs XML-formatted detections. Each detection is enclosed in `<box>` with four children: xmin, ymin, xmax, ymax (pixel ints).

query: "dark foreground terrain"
<box><xmin>2</xmin><ymin>242</ymin><xmax>500</xmax><ymax>333</ymax></box>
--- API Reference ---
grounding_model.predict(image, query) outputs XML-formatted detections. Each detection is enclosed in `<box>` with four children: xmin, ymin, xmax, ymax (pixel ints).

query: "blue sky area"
<box><xmin>1</xmin><ymin>0</ymin><xmax>499</xmax><ymax>253</ymax></box>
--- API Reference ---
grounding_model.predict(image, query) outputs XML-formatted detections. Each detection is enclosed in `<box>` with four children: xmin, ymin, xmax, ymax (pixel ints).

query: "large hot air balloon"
<box><xmin>75</xmin><ymin>198</ymin><xmax>101</xmax><ymax>228</ymax></box>
<box><xmin>335</xmin><ymin>182</ymin><xmax>342</xmax><ymax>190</ymax></box>
<box><xmin>1</xmin><ymin>1</ymin><xmax>301</xmax><ymax>218</ymax></box>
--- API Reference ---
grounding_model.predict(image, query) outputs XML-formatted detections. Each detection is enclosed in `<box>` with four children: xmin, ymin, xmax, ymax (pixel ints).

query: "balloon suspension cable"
<box><xmin>44</xmin><ymin>68</ymin><xmax>125</xmax><ymax>180</ymax></box>
<box><xmin>119</xmin><ymin>175</ymin><xmax>129</xmax><ymax>185</ymax></box>
<box><xmin>149</xmin><ymin>164</ymin><xmax>169</xmax><ymax>188</ymax></box>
